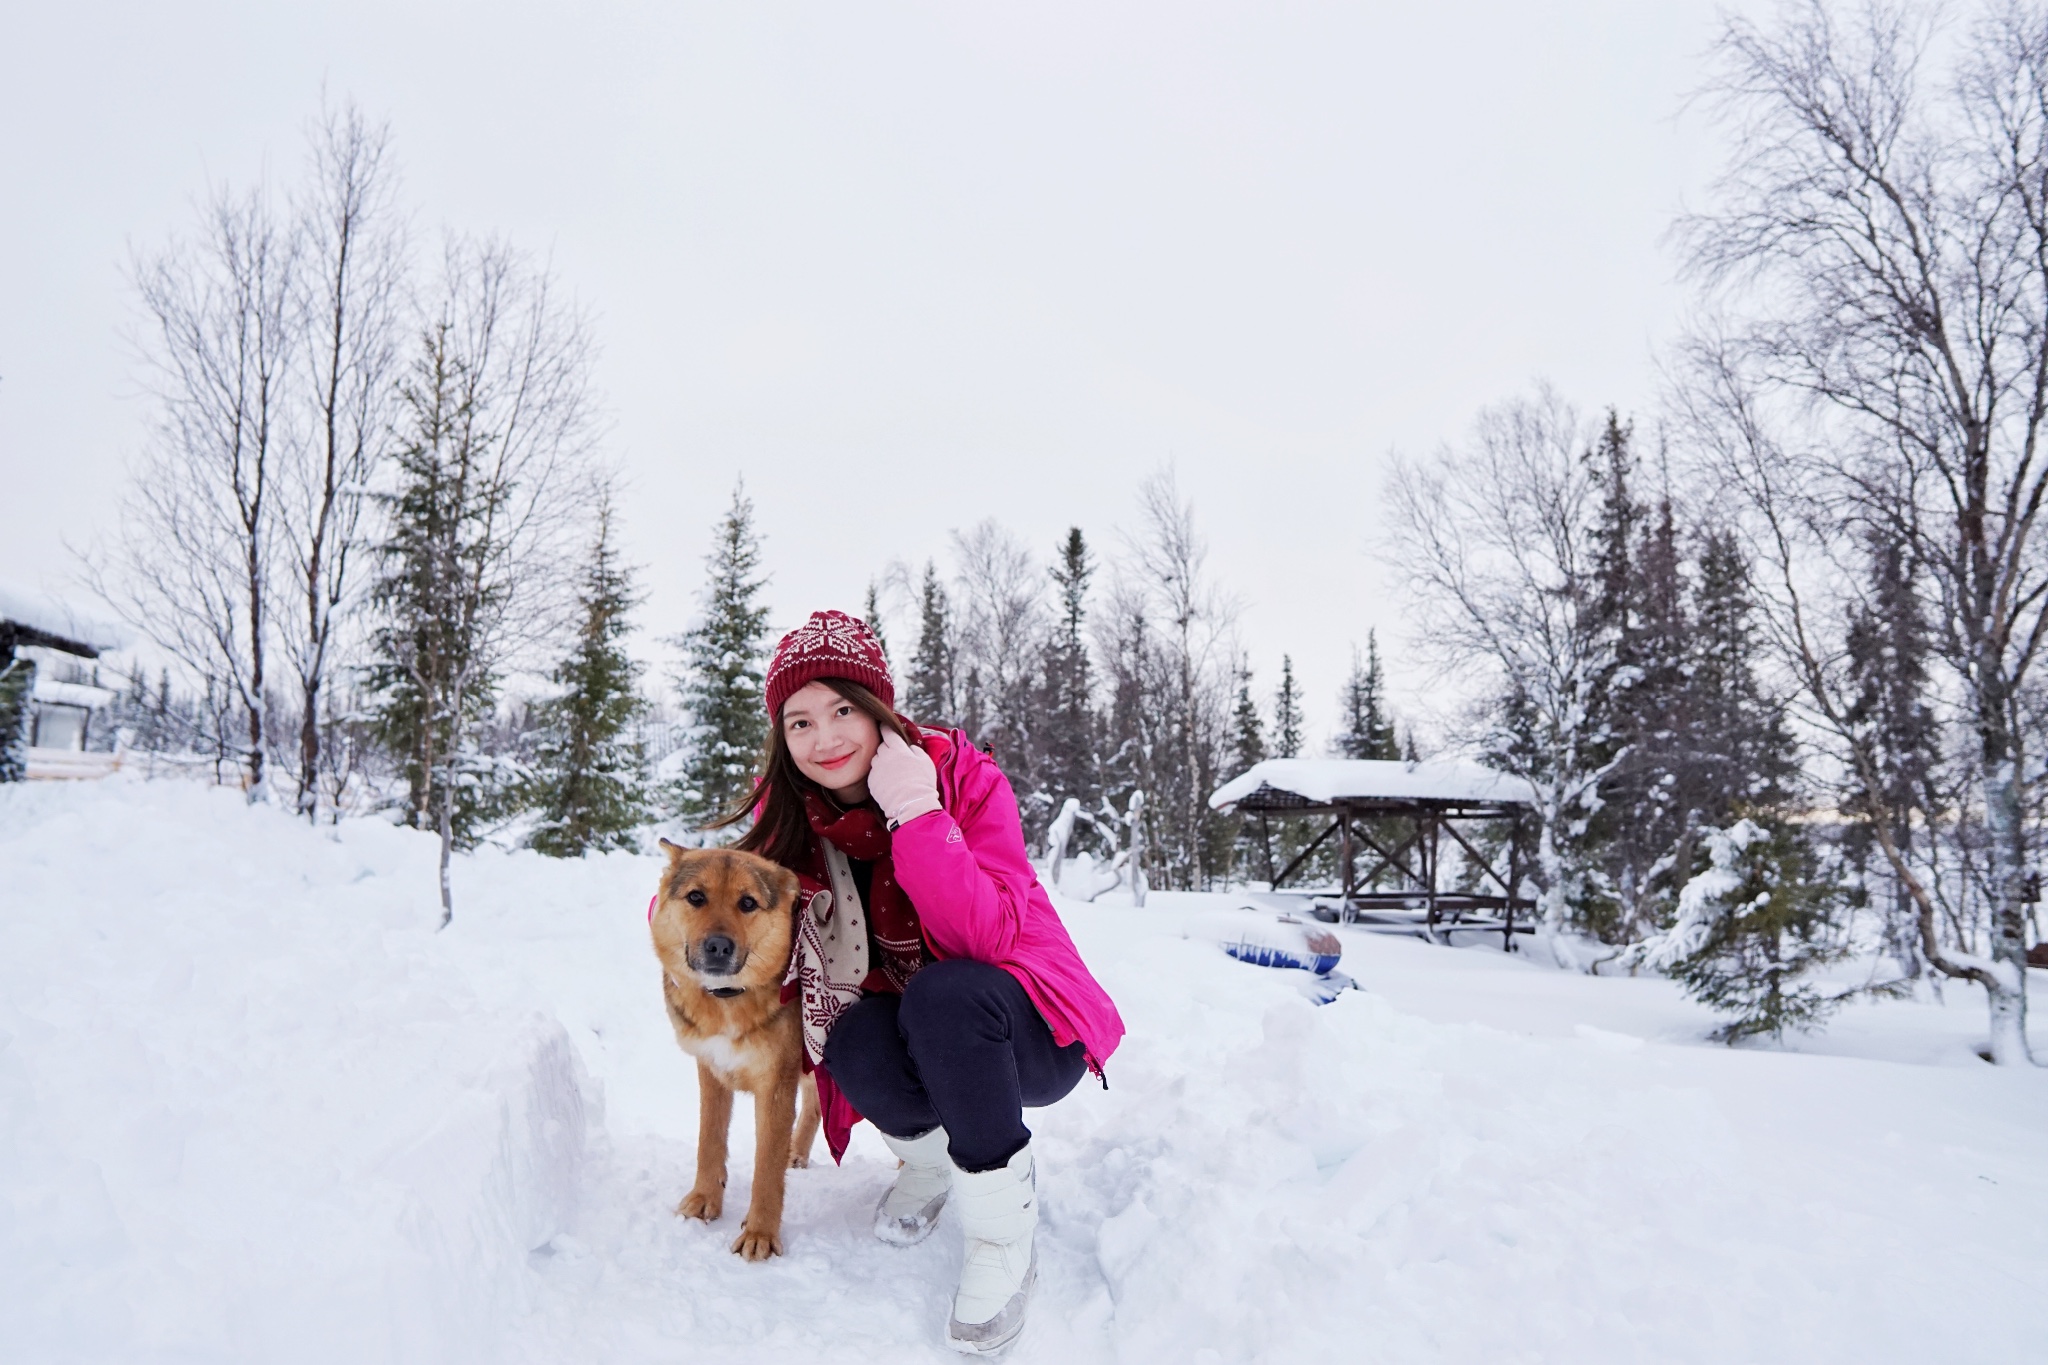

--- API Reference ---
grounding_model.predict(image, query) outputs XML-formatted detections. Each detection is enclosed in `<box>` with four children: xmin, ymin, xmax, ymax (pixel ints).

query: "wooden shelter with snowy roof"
<box><xmin>1209</xmin><ymin>758</ymin><xmax>1538</xmax><ymax>946</ymax></box>
<box><xmin>1</xmin><ymin>584</ymin><xmax>122</xmax><ymax>778</ymax></box>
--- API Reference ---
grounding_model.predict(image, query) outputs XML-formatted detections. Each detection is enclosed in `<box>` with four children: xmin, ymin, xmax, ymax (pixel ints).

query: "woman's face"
<box><xmin>782</xmin><ymin>680</ymin><xmax>882</xmax><ymax>802</ymax></box>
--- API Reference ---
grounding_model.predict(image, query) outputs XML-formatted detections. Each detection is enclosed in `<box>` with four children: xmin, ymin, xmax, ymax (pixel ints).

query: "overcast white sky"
<box><xmin>0</xmin><ymin>1</ymin><xmax>1737</xmax><ymax>747</ymax></box>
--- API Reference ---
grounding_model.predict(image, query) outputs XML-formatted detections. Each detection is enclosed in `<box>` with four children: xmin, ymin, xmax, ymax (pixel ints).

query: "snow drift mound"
<box><xmin>0</xmin><ymin>779</ymin><xmax>591</xmax><ymax>1365</ymax></box>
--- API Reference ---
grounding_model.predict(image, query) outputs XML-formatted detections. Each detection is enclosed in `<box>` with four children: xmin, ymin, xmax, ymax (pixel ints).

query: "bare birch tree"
<box><xmin>949</xmin><ymin>519</ymin><xmax>1047</xmax><ymax>766</ymax></box>
<box><xmin>1678</xmin><ymin>0</ymin><xmax>2048</xmax><ymax>1062</ymax></box>
<box><xmin>1109</xmin><ymin>469</ymin><xmax>1236</xmax><ymax>890</ymax></box>
<box><xmin>96</xmin><ymin>182</ymin><xmax>300</xmax><ymax>800</ymax></box>
<box><xmin>1389</xmin><ymin>390</ymin><xmax>1625</xmax><ymax>966</ymax></box>
<box><xmin>274</xmin><ymin>101</ymin><xmax>406</xmax><ymax>820</ymax></box>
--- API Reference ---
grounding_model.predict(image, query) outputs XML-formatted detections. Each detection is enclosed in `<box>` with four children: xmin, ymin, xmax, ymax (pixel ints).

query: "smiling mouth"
<box><xmin>817</xmin><ymin>752</ymin><xmax>854</xmax><ymax>770</ymax></box>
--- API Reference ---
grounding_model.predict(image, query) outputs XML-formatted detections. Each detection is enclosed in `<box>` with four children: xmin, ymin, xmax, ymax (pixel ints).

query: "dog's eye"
<box><xmin>737</xmin><ymin>895</ymin><xmax>758</xmax><ymax>913</ymax></box>
<box><xmin>685</xmin><ymin>889</ymin><xmax>708</xmax><ymax>907</ymax></box>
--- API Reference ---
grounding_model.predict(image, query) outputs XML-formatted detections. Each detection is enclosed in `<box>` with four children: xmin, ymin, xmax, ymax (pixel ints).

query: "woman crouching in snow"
<box><xmin>716</xmin><ymin>609</ymin><xmax>1124</xmax><ymax>1354</ymax></box>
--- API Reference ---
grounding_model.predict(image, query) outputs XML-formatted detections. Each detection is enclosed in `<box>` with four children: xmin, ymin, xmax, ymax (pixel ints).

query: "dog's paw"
<box><xmin>676</xmin><ymin>1187</ymin><xmax>723</xmax><ymax>1222</ymax></box>
<box><xmin>788</xmin><ymin>1151</ymin><xmax>810</xmax><ymax>1169</ymax></box>
<box><xmin>731</xmin><ymin>1225</ymin><xmax>784</xmax><ymax>1260</ymax></box>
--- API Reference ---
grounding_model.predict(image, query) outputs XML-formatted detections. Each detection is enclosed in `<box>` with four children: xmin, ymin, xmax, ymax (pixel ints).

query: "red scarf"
<box><xmin>795</xmin><ymin>789</ymin><xmax>928</xmax><ymax>994</ymax></box>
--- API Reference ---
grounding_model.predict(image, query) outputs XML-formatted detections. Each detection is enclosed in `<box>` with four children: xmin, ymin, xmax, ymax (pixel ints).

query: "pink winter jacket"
<box><xmin>814</xmin><ymin>726</ymin><xmax>1125</xmax><ymax>1158</ymax></box>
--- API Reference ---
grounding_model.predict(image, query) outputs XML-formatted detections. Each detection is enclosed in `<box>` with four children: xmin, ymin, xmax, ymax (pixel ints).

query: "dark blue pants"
<box><xmin>822</xmin><ymin>958</ymin><xmax>1088</xmax><ymax>1172</ymax></box>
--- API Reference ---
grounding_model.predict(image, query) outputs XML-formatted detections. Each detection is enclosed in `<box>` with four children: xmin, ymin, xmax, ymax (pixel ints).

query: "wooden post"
<box><xmin>1503</xmin><ymin>812</ymin><xmax>1521</xmax><ymax>952</ymax></box>
<box><xmin>1424</xmin><ymin>812</ymin><xmax>1441</xmax><ymax>941</ymax></box>
<box><xmin>1338</xmin><ymin>805</ymin><xmax>1355</xmax><ymax>924</ymax></box>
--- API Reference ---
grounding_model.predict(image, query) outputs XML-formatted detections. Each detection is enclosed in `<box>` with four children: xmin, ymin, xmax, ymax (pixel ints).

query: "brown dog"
<box><xmin>650</xmin><ymin>840</ymin><xmax>823</xmax><ymax>1259</ymax></box>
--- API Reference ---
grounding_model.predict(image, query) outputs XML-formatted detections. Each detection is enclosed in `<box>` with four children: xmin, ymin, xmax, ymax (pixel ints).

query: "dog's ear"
<box><xmin>658</xmin><ymin>837</ymin><xmax>689</xmax><ymax>864</ymax></box>
<box><xmin>765</xmin><ymin>862</ymin><xmax>801</xmax><ymax>911</ymax></box>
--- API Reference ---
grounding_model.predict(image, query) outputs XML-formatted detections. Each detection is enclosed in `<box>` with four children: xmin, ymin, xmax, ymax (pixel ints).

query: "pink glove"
<box><xmin>869</xmin><ymin>730</ymin><xmax>943</xmax><ymax>828</ymax></box>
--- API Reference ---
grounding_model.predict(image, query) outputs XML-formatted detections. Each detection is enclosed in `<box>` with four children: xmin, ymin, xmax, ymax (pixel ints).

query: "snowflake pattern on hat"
<box><xmin>765</xmin><ymin>608</ymin><xmax>895</xmax><ymax>717</ymax></box>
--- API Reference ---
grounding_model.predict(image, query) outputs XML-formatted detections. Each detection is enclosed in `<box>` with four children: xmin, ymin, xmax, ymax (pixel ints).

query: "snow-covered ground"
<box><xmin>5</xmin><ymin>778</ymin><xmax>2046</xmax><ymax>1363</ymax></box>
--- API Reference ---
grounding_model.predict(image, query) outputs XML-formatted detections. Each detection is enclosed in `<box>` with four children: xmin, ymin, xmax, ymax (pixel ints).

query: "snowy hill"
<box><xmin>3</xmin><ymin>779</ymin><xmax>2045</xmax><ymax>1363</ymax></box>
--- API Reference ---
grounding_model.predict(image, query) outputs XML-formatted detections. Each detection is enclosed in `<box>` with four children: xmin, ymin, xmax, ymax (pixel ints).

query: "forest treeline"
<box><xmin>14</xmin><ymin>1</ymin><xmax>2048</xmax><ymax>1057</ymax></box>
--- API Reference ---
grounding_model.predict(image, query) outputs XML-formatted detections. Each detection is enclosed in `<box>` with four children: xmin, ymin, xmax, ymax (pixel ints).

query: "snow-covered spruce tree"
<box><xmin>1686</xmin><ymin>530</ymin><xmax>1797</xmax><ymax>822</ymax></box>
<box><xmin>905</xmin><ymin>560</ymin><xmax>956</xmax><ymax>723</ymax></box>
<box><xmin>527</xmin><ymin>497</ymin><xmax>650</xmax><ymax>856</ymax></box>
<box><xmin>1227</xmin><ymin>662</ymin><xmax>1270</xmax><ymax>881</ymax></box>
<box><xmin>364</xmin><ymin>241</ymin><xmax>594</xmax><ymax>925</ymax></box>
<box><xmin>1579</xmin><ymin>416</ymin><xmax>1696</xmax><ymax>944</ymax></box>
<box><xmin>863</xmin><ymin>581</ymin><xmax>889</xmax><ymax>660</ymax></box>
<box><xmin>1331</xmin><ymin>631</ymin><xmax>1400</xmax><ymax>761</ymax></box>
<box><xmin>365</xmin><ymin>328</ymin><xmax>504</xmax><ymax>855</ymax></box>
<box><xmin>0</xmin><ymin>650</ymin><xmax>33</xmax><ymax>783</ymax></box>
<box><xmin>1272</xmin><ymin>654</ymin><xmax>1304</xmax><ymax>758</ymax></box>
<box><xmin>1628</xmin><ymin>819</ymin><xmax>1840</xmax><ymax>1042</ymax></box>
<box><xmin>672</xmin><ymin>482</ymin><xmax>771</xmax><ymax>831</ymax></box>
<box><xmin>1332</xmin><ymin>631</ymin><xmax>1414</xmax><ymax>892</ymax></box>
<box><xmin>1037</xmin><ymin>527</ymin><xmax>1100</xmax><ymax>820</ymax></box>
<box><xmin>1260</xmin><ymin>653</ymin><xmax>1327</xmax><ymax>883</ymax></box>
<box><xmin>1630</xmin><ymin>529</ymin><xmax>1837</xmax><ymax>1028</ymax></box>
<box><xmin>1230</xmin><ymin>664</ymin><xmax>1268</xmax><ymax>772</ymax></box>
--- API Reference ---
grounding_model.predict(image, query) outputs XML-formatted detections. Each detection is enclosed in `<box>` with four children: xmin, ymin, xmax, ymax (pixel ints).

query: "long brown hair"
<box><xmin>710</xmin><ymin>678</ymin><xmax>918</xmax><ymax>868</ymax></box>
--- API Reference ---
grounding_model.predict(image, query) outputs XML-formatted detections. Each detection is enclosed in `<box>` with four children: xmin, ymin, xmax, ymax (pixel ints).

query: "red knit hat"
<box><xmin>764</xmin><ymin>609</ymin><xmax>895</xmax><ymax>718</ymax></box>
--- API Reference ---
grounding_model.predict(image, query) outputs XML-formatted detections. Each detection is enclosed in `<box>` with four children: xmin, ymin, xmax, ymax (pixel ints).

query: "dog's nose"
<box><xmin>699</xmin><ymin>934</ymin><xmax>738</xmax><ymax>971</ymax></box>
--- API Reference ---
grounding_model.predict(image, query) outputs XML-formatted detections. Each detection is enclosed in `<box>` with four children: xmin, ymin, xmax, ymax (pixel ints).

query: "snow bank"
<box><xmin>0</xmin><ymin>780</ymin><xmax>590</xmax><ymax>1364</ymax></box>
<box><xmin>5</xmin><ymin>779</ymin><xmax>2046</xmax><ymax>1364</ymax></box>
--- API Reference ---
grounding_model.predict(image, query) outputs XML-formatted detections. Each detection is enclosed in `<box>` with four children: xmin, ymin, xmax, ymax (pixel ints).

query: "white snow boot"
<box><xmin>945</xmin><ymin>1143</ymin><xmax>1037</xmax><ymax>1355</ymax></box>
<box><xmin>874</xmin><ymin>1126</ymin><xmax>952</xmax><ymax>1246</ymax></box>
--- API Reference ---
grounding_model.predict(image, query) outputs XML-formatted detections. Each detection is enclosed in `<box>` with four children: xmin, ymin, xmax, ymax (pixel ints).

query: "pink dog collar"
<box><xmin>647</xmin><ymin>893</ymin><xmax>658</xmax><ymax>924</ymax></box>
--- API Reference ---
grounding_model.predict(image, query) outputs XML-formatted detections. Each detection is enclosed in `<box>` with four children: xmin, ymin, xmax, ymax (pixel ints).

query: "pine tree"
<box><xmin>1253</xmin><ymin>655</ymin><xmax>1311</xmax><ymax>883</ymax></box>
<box><xmin>863</xmin><ymin>581</ymin><xmax>889</xmax><ymax>661</ymax></box>
<box><xmin>1272</xmin><ymin>654</ymin><xmax>1304</xmax><ymax>759</ymax></box>
<box><xmin>364</xmin><ymin>319</ymin><xmax>513</xmax><ymax>860</ymax></box>
<box><xmin>1633</xmin><ymin>530</ymin><xmax>1838</xmax><ymax>1032</ymax></box>
<box><xmin>1226</xmin><ymin>663</ymin><xmax>1271</xmax><ymax>881</ymax></box>
<box><xmin>1688</xmin><ymin>530</ymin><xmax>1795</xmax><ymax>818</ymax></box>
<box><xmin>1598</xmin><ymin>493</ymin><xmax>1694</xmax><ymax>941</ymax></box>
<box><xmin>1332</xmin><ymin>632</ymin><xmax>1399</xmax><ymax>760</ymax></box>
<box><xmin>674</xmin><ymin>482</ymin><xmax>772</xmax><ymax>828</ymax></box>
<box><xmin>1230</xmin><ymin>665</ymin><xmax>1267</xmax><ymax>774</ymax></box>
<box><xmin>905</xmin><ymin>561</ymin><xmax>955</xmax><ymax>722</ymax></box>
<box><xmin>528</xmin><ymin>499</ymin><xmax>651</xmax><ymax>856</ymax></box>
<box><xmin>961</xmin><ymin>665</ymin><xmax>985</xmax><ymax>743</ymax></box>
<box><xmin>1038</xmin><ymin>528</ymin><xmax>1098</xmax><ymax>809</ymax></box>
<box><xmin>1843</xmin><ymin>526</ymin><xmax>1940</xmax><ymax>972</ymax></box>
<box><xmin>1576</xmin><ymin>415</ymin><xmax>1654</xmax><ymax>941</ymax></box>
<box><xmin>1666</xmin><ymin>820</ymin><xmax>1841</xmax><ymax>1042</ymax></box>
<box><xmin>1587</xmin><ymin>410</ymin><xmax>1642</xmax><ymax>649</ymax></box>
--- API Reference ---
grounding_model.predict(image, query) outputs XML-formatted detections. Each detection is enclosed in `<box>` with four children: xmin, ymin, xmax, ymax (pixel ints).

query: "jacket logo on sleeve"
<box><xmin>946</xmin><ymin>824</ymin><xmax>963</xmax><ymax>844</ymax></box>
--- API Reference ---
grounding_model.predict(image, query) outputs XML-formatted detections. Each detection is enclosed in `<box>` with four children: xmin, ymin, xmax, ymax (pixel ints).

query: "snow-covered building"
<box><xmin>1210</xmin><ymin>757</ymin><xmax>1537</xmax><ymax>943</ymax></box>
<box><xmin>1</xmin><ymin>584</ymin><xmax>122</xmax><ymax>778</ymax></box>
